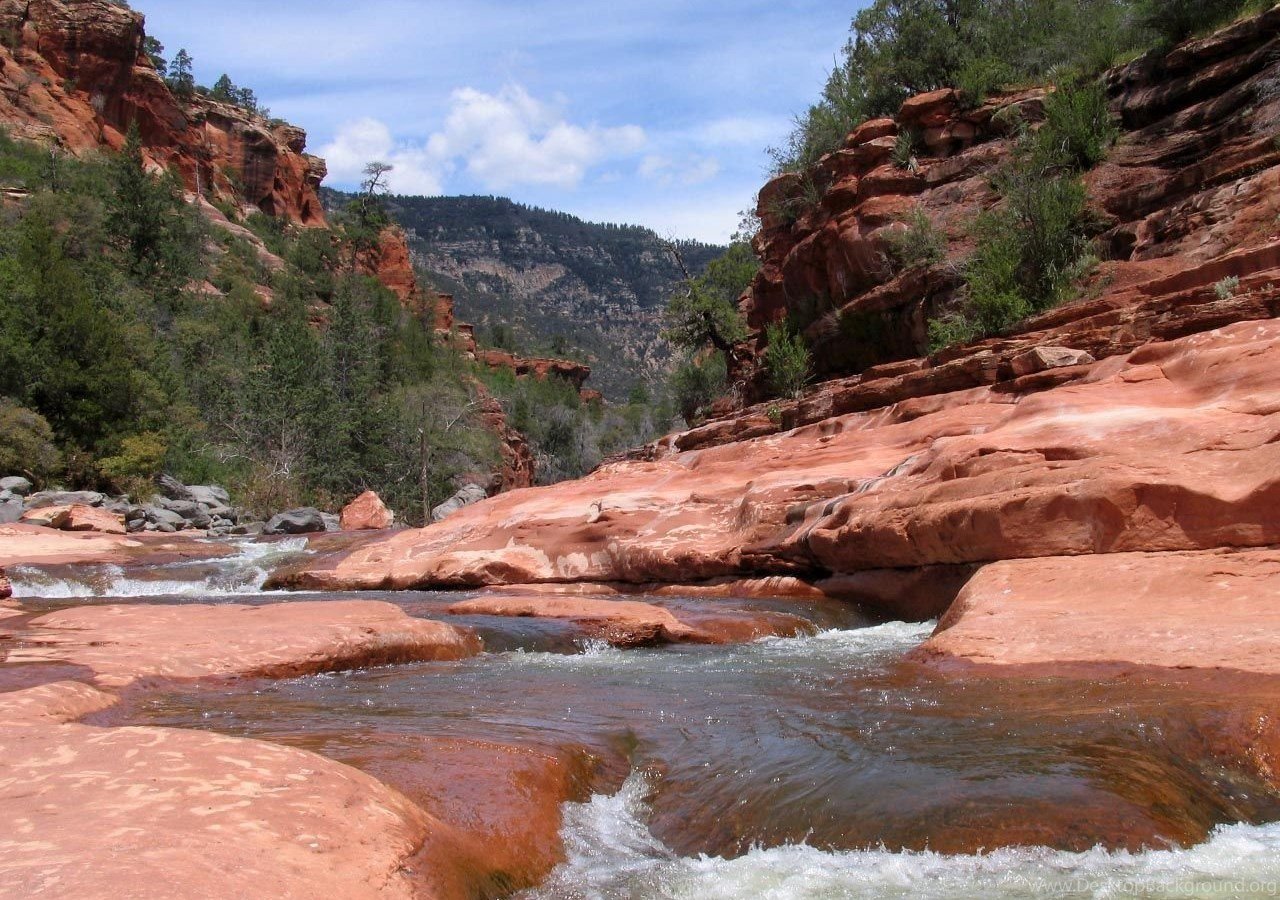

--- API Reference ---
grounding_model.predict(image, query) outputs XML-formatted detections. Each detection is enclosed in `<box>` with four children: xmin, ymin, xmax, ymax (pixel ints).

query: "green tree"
<box><xmin>663</xmin><ymin>242</ymin><xmax>754</xmax><ymax>356</ymax></box>
<box><xmin>210</xmin><ymin>74</ymin><xmax>236</xmax><ymax>103</ymax></box>
<box><xmin>167</xmin><ymin>49</ymin><xmax>195</xmax><ymax>97</ymax></box>
<box><xmin>143</xmin><ymin>36</ymin><xmax>166</xmax><ymax>77</ymax></box>
<box><xmin>105</xmin><ymin>124</ymin><xmax>199</xmax><ymax>293</ymax></box>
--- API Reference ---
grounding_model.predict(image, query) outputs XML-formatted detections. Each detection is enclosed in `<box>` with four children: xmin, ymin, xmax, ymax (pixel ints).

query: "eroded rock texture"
<box><xmin>0</xmin><ymin>0</ymin><xmax>326</xmax><ymax>223</ymax></box>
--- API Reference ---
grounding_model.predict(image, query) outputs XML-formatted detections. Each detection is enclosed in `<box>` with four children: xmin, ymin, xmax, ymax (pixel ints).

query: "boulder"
<box><xmin>1010</xmin><ymin>346</ymin><xmax>1096</xmax><ymax>377</ymax></box>
<box><xmin>188</xmin><ymin>485</ymin><xmax>232</xmax><ymax>508</ymax></box>
<box><xmin>229</xmin><ymin>522</ymin><xmax>265</xmax><ymax>536</ymax></box>
<box><xmin>19</xmin><ymin>506</ymin><xmax>70</xmax><ymax>529</ymax></box>
<box><xmin>0</xmin><ymin>500</ymin><xmax>21</xmax><ymax>525</ymax></box>
<box><xmin>340</xmin><ymin>491</ymin><xmax>394</xmax><ymax>531</ymax></box>
<box><xmin>431</xmin><ymin>483</ymin><xmax>488</xmax><ymax>523</ymax></box>
<box><xmin>321</xmin><ymin>513</ymin><xmax>340</xmax><ymax>533</ymax></box>
<box><xmin>21</xmin><ymin>504</ymin><xmax>126</xmax><ymax>535</ymax></box>
<box><xmin>0</xmin><ymin>566</ymin><xmax>9</xmax><ymax>600</ymax></box>
<box><xmin>155</xmin><ymin>474</ymin><xmax>196</xmax><ymax>502</ymax></box>
<box><xmin>0</xmin><ymin>476</ymin><xmax>32</xmax><ymax>496</ymax></box>
<box><xmin>264</xmin><ymin>508</ymin><xmax>327</xmax><ymax>536</ymax></box>
<box><xmin>158</xmin><ymin>498</ymin><xmax>202</xmax><ymax>519</ymax></box>
<box><xmin>24</xmin><ymin>490</ymin><xmax>104</xmax><ymax>510</ymax></box>
<box><xmin>144</xmin><ymin>507</ymin><xmax>188</xmax><ymax>530</ymax></box>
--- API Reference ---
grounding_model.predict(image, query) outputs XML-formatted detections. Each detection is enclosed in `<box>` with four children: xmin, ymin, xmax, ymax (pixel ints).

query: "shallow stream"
<box><xmin>9</xmin><ymin>540</ymin><xmax>1280</xmax><ymax>898</ymax></box>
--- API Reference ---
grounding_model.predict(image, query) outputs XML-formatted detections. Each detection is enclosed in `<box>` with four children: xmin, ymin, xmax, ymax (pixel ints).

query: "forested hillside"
<box><xmin>323</xmin><ymin>191</ymin><xmax>724</xmax><ymax>400</ymax></box>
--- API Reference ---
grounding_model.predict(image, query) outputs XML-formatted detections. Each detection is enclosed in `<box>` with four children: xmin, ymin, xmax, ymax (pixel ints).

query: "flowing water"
<box><xmin>10</xmin><ymin>542</ymin><xmax>1280</xmax><ymax>898</ymax></box>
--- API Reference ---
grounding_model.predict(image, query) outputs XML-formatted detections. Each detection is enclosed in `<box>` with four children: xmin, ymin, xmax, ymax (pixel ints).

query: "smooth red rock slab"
<box><xmin>8</xmin><ymin>601</ymin><xmax>481</xmax><ymax>688</ymax></box>
<box><xmin>919</xmin><ymin>548</ymin><xmax>1280</xmax><ymax>676</ymax></box>
<box><xmin>0</xmin><ymin>522</ymin><xmax>143</xmax><ymax>566</ymax></box>
<box><xmin>0</xmin><ymin>681</ymin><xmax>442</xmax><ymax>899</ymax></box>
<box><xmin>282</xmin><ymin>319</ymin><xmax>1280</xmax><ymax>592</ymax></box>
<box><xmin>340</xmin><ymin>490</ymin><xmax>395</xmax><ymax>531</ymax></box>
<box><xmin>448</xmin><ymin>595</ymin><xmax>805</xmax><ymax>648</ymax></box>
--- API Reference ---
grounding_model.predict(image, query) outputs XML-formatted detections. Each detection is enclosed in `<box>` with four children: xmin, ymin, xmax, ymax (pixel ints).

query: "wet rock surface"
<box><xmin>7</xmin><ymin>600</ymin><xmax>480</xmax><ymax>688</ymax></box>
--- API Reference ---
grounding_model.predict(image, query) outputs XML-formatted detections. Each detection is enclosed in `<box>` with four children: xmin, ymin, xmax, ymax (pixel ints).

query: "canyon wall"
<box><xmin>733</xmin><ymin>6</ymin><xmax>1280</xmax><ymax>398</ymax></box>
<box><xmin>0</xmin><ymin>0</ymin><xmax>326</xmax><ymax>224</ymax></box>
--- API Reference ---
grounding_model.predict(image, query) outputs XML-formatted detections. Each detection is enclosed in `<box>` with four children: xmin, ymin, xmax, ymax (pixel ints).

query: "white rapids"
<box><xmin>7</xmin><ymin>538</ymin><xmax>312</xmax><ymax>599</ymax></box>
<box><xmin>527</xmin><ymin>772</ymin><xmax>1280</xmax><ymax>899</ymax></box>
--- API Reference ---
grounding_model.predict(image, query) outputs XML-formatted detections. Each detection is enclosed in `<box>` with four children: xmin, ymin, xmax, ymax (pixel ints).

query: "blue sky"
<box><xmin>137</xmin><ymin>1</ymin><xmax>862</xmax><ymax>243</ymax></box>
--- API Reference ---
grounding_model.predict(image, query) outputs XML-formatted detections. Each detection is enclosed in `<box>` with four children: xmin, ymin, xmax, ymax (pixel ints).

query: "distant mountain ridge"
<box><xmin>322</xmin><ymin>190</ymin><xmax>725</xmax><ymax>400</ymax></box>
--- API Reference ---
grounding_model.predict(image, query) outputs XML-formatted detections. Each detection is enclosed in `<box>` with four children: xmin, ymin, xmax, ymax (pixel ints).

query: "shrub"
<box><xmin>1033</xmin><ymin>81</ymin><xmax>1117</xmax><ymax>171</ymax></box>
<box><xmin>1136</xmin><ymin>0</ymin><xmax>1254</xmax><ymax>44</ymax></box>
<box><xmin>891</xmin><ymin>129</ymin><xmax>920</xmax><ymax>172</ymax></box>
<box><xmin>0</xmin><ymin>398</ymin><xmax>60</xmax><ymax>482</ymax></box>
<box><xmin>956</xmin><ymin>56</ymin><xmax>1012</xmax><ymax>108</ymax></box>
<box><xmin>885</xmin><ymin>207</ymin><xmax>947</xmax><ymax>270</ymax></box>
<box><xmin>763</xmin><ymin>322</ymin><xmax>812</xmax><ymax>400</ymax></box>
<box><xmin>670</xmin><ymin>351</ymin><xmax>728</xmax><ymax>425</ymax></box>
<box><xmin>98</xmin><ymin>431</ymin><xmax>168</xmax><ymax>497</ymax></box>
<box><xmin>933</xmin><ymin>166</ymin><xmax>1092</xmax><ymax>350</ymax></box>
<box><xmin>1215</xmin><ymin>275</ymin><xmax>1241</xmax><ymax>300</ymax></box>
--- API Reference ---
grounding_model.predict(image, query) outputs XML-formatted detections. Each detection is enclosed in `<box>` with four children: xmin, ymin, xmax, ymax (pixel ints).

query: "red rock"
<box><xmin>20</xmin><ymin>503</ymin><xmax>126</xmax><ymax>535</ymax></box>
<box><xmin>845</xmin><ymin>117</ymin><xmax>898</xmax><ymax>147</ymax></box>
<box><xmin>898</xmin><ymin>88</ymin><xmax>960</xmax><ymax>128</ymax></box>
<box><xmin>734</xmin><ymin>13</ymin><xmax>1280</xmax><ymax>399</ymax></box>
<box><xmin>280</xmin><ymin>317</ymin><xmax>1280</xmax><ymax>593</ymax></box>
<box><xmin>354</xmin><ymin>227</ymin><xmax>429</xmax><ymax>314</ymax></box>
<box><xmin>0</xmin><ymin>0</ymin><xmax>324</xmax><ymax>225</ymax></box>
<box><xmin>475</xmin><ymin>349</ymin><xmax>592</xmax><ymax>391</ymax></box>
<box><xmin>0</xmin><ymin>681</ymin><xmax>445</xmax><ymax>899</ymax></box>
<box><xmin>448</xmin><ymin>595</ymin><xmax>806</xmax><ymax>647</ymax></box>
<box><xmin>334</xmin><ymin>733</ymin><xmax>595</xmax><ymax>898</ymax></box>
<box><xmin>0</xmin><ymin>567</ymin><xmax>9</xmax><ymax>600</ymax></box>
<box><xmin>10</xmin><ymin>600</ymin><xmax>481</xmax><ymax>688</ymax></box>
<box><xmin>1009</xmin><ymin>345</ymin><xmax>1097</xmax><ymax>376</ymax></box>
<box><xmin>918</xmin><ymin>548</ymin><xmax>1280</xmax><ymax>678</ymax></box>
<box><xmin>340</xmin><ymin>490</ymin><xmax>395</xmax><ymax>531</ymax></box>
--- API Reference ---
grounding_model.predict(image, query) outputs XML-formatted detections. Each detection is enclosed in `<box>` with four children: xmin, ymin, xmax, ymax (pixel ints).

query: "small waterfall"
<box><xmin>8</xmin><ymin>538</ymin><xmax>312</xmax><ymax>600</ymax></box>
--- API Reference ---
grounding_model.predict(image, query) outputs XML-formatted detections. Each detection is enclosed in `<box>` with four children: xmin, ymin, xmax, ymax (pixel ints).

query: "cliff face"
<box><xmin>0</xmin><ymin>0</ymin><xmax>325</xmax><ymax>224</ymax></box>
<box><xmin>737</xmin><ymin>5</ymin><xmax>1280</xmax><ymax>397</ymax></box>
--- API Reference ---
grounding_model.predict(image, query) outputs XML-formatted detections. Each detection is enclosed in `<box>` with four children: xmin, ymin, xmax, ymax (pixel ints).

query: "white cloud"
<box><xmin>429</xmin><ymin>85</ymin><xmax>645</xmax><ymax>190</ymax></box>
<box><xmin>319</xmin><ymin>117</ymin><xmax>445</xmax><ymax>196</ymax></box>
<box><xmin>320</xmin><ymin>84</ymin><xmax>646</xmax><ymax>195</ymax></box>
<box><xmin>694</xmin><ymin>115</ymin><xmax>793</xmax><ymax>147</ymax></box>
<box><xmin>639</xmin><ymin>154</ymin><xmax>721</xmax><ymax>187</ymax></box>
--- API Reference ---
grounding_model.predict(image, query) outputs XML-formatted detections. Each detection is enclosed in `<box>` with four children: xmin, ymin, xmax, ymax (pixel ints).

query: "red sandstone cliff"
<box><xmin>736</xmin><ymin>6</ymin><xmax>1280</xmax><ymax>399</ymax></box>
<box><xmin>0</xmin><ymin>0</ymin><xmax>326</xmax><ymax>224</ymax></box>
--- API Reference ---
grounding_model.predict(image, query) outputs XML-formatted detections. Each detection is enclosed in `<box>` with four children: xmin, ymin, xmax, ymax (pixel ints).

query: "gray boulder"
<box><xmin>0</xmin><ymin>476</ymin><xmax>32</xmax><ymax>496</ymax></box>
<box><xmin>264</xmin><ymin>508</ymin><xmax>327</xmax><ymax>536</ymax></box>
<box><xmin>156</xmin><ymin>474</ymin><xmax>196</xmax><ymax>502</ymax></box>
<box><xmin>188</xmin><ymin>485</ymin><xmax>231</xmax><ymax>508</ymax></box>
<box><xmin>159</xmin><ymin>498</ymin><xmax>203</xmax><ymax>520</ymax></box>
<box><xmin>202</xmin><ymin>504</ymin><xmax>237</xmax><ymax>523</ymax></box>
<box><xmin>25</xmin><ymin>490</ymin><xmax>105</xmax><ymax>510</ymax></box>
<box><xmin>0</xmin><ymin>499</ymin><xmax>22</xmax><ymax>525</ymax></box>
<box><xmin>230</xmin><ymin>522</ymin><xmax>265</xmax><ymax>536</ymax></box>
<box><xmin>321</xmin><ymin>512</ymin><xmax>340</xmax><ymax>533</ymax></box>
<box><xmin>145</xmin><ymin>507</ymin><xmax>188</xmax><ymax>530</ymax></box>
<box><xmin>431</xmin><ymin>483</ymin><xmax>489</xmax><ymax>523</ymax></box>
